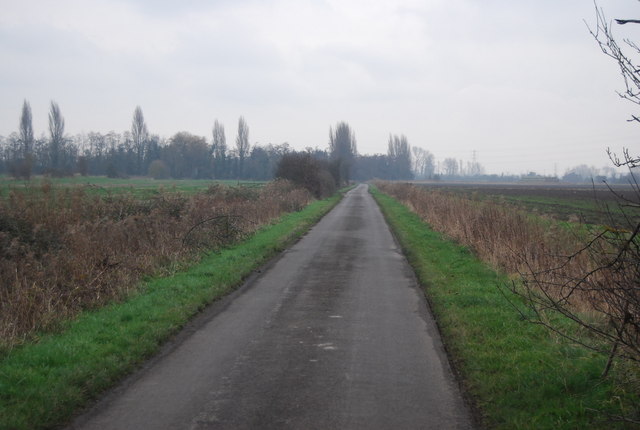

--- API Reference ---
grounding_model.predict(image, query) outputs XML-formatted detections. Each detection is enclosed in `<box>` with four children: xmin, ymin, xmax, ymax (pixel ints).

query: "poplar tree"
<box><xmin>48</xmin><ymin>101</ymin><xmax>65</xmax><ymax>174</ymax></box>
<box><xmin>235</xmin><ymin>116</ymin><xmax>250</xmax><ymax>178</ymax></box>
<box><xmin>131</xmin><ymin>106</ymin><xmax>148</xmax><ymax>175</ymax></box>
<box><xmin>329</xmin><ymin>122</ymin><xmax>357</xmax><ymax>186</ymax></box>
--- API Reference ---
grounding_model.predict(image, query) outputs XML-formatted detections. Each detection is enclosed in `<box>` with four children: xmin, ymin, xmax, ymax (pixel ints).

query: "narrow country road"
<box><xmin>70</xmin><ymin>184</ymin><xmax>474</xmax><ymax>430</ymax></box>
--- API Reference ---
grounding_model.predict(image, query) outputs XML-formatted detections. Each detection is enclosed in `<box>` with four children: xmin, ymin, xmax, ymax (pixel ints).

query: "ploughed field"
<box><xmin>413</xmin><ymin>181</ymin><xmax>640</xmax><ymax>227</ymax></box>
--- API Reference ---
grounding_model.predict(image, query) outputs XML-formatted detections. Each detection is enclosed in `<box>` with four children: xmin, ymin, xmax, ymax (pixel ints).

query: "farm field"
<box><xmin>0</xmin><ymin>175</ymin><xmax>265</xmax><ymax>198</ymax></box>
<box><xmin>411</xmin><ymin>181</ymin><xmax>639</xmax><ymax>227</ymax></box>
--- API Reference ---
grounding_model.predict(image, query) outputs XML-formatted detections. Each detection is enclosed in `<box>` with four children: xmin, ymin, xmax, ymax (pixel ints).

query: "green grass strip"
<box><xmin>370</xmin><ymin>187</ymin><xmax>631</xmax><ymax>430</ymax></box>
<box><xmin>0</xmin><ymin>193</ymin><xmax>342</xmax><ymax>430</ymax></box>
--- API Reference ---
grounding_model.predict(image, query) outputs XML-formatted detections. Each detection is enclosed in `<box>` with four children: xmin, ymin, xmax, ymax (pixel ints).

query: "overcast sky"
<box><xmin>1</xmin><ymin>0</ymin><xmax>639</xmax><ymax>175</ymax></box>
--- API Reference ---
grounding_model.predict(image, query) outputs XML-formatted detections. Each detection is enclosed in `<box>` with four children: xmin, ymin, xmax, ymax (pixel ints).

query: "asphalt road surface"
<box><xmin>70</xmin><ymin>184</ymin><xmax>474</xmax><ymax>430</ymax></box>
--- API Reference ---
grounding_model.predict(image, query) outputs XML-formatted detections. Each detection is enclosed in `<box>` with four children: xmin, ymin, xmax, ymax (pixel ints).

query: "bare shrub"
<box><xmin>514</xmin><ymin>151</ymin><xmax>640</xmax><ymax>374</ymax></box>
<box><xmin>275</xmin><ymin>152</ymin><xmax>337</xmax><ymax>198</ymax></box>
<box><xmin>0</xmin><ymin>181</ymin><xmax>312</xmax><ymax>350</ymax></box>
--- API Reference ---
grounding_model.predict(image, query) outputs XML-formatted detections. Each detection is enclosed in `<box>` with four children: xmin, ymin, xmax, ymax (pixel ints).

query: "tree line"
<box><xmin>0</xmin><ymin>101</ymin><xmax>270</xmax><ymax>180</ymax></box>
<box><xmin>0</xmin><ymin>101</ymin><xmax>426</xmax><ymax>182</ymax></box>
<box><xmin>12</xmin><ymin>99</ymin><xmax>607</xmax><ymax>184</ymax></box>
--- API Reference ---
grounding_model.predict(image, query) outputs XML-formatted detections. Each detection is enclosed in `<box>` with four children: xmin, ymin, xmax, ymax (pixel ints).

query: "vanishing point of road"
<box><xmin>70</xmin><ymin>184</ymin><xmax>474</xmax><ymax>430</ymax></box>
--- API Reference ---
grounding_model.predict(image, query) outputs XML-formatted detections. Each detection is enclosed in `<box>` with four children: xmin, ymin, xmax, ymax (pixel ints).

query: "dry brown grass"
<box><xmin>379</xmin><ymin>183</ymin><xmax>573</xmax><ymax>264</ymax></box>
<box><xmin>377</xmin><ymin>182</ymin><xmax>640</xmax><ymax>366</ymax></box>
<box><xmin>376</xmin><ymin>182</ymin><xmax>596</xmax><ymax>304</ymax></box>
<box><xmin>0</xmin><ymin>180</ymin><xmax>312</xmax><ymax>349</ymax></box>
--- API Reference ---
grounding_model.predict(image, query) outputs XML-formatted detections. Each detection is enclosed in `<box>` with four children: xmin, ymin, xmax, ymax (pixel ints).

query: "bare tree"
<box><xmin>510</xmin><ymin>150</ymin><xmax>640</xmax><ymax>373</ymax></box>
<box><xmin>412</xmin><ymin>147</ymin><xmax>435</xmax><ymax>179</ymax></box>
<box><xmin>508</xmin><ymin>5</ymin><xmax>640</xmax><ymax>382</ymax></box>
<box><xmin>48</xmin><ymin>101</ymin><xmax>65</xmax><ymax>174</ymax></box>
<box><xmin>131</xmin><ymin>106</ymin><xmax>148</xmax><ymax>175</ymax></box>
<box><xmin>442</xmin><ymin>157</ymin><xmax>458</xmax><ymax>177</ymax></box>
<box><xmin>329</xmin><ymin>121</ymin><xmax>357</xmax><ymax>186</ymax></box>
<box><xmin>588</xmin><ymin>6</ymin><xmax>640</xmax><ymax>124</ymax></box>
<box><xmin>13</xmin><ymin>99</ymin><xmax>34</xmax><ymax>179</ymax></box>
<box><xmin>235</xmin><ymin>116</ymin><xmax>250</xmax><ymax>178</ymax></box>
<box><xmin>212</xmin><ymin>119</ymin><xmax>227</xmax><ymax>178</ymax></box>
<box><xmin>387</xmin><ymin>134</ymin><xmax>413</xmax><ymax>180</ymax></box>
<box><xmin>19</xmin><ymin>100</ymin><xmax>33</xmax><ymax>159</ymax></box>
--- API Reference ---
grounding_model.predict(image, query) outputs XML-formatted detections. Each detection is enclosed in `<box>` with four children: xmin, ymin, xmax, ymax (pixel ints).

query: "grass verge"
<box><xmin>370</xmin><ymin>187</ymin><xmax>635</xmax><ymax>429</ymax></box>
<box><xmin>0</xmin><ymin>192</ymin><xmax>342</xmax><ymax>430</ymax></box>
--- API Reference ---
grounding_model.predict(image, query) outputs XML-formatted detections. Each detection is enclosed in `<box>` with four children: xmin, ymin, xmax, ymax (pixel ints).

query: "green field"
<box><xmin>0</xmin><ymin>175</ymin><xmax>265</xmax><ymax>198</ymax></box>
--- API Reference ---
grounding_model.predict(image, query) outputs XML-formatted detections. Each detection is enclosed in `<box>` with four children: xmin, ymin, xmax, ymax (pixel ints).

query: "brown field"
<box><xmin>408</xmin><ymin>181</ymin><xmax>640</xmax><ymax>226</ymax></box>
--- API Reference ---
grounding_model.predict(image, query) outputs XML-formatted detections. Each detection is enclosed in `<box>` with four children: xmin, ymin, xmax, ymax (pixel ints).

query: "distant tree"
<box><xmin>600</xmin><ymin>165</ymin><xmax>619</xmax><ymax>181</ymax></box>
<box><xmin>86</xmin><ymin>132</ymin><xmax>106</xmax><ymax>174</ymax></box>
<box><xmin>105</xmin><ymin>162</ymin><xmax>118</xmax><ymax>178</ymax></box>
<box><xmin>562</xmin><ymin>164</ymin><xmax>598</xmax><ymax>182</ymax></box>
<box><xmin>131</xmin><ymin>106</ymin><xmax>148</xmax><ymax>175</ymax></box>
<box><xmin>354</xmin><ymin>154</ymin><xmax>391</xmax><ymax>180</ymax></box>
<box><xmin>120</xmin><ymin>131</ymin><xmax>136</xmax><ymax>175</ymax></box>
<box><xmin>10</xmin><ymin>100</ymin><xmax>35</xmax><ymax>179</ymax></box>
<box><xmin>76</xmin><ymin>155</ymin><xmax>89</xmax><ymax>176</ymax></box>
<box><xmin>31</xmin><ymin>134</ymin><xmax>48</xmax><ymax>175</ymax></box>
<box><xmin>212</xmin><ymin>119</ymin><xmax>227</xmax><ymax>178</ymax></box>
<box><xmin>271</xmin><ymin>143</ymin><xmax>292</xmax><ymax>175</ymax></box>
<box><xmin>48</xmin><ymin>101</ymin><xmax>66</xmax><ymax>175</ymax></box>
<box><xmin>246</xmin><ymin>146</ymin><xmax>271</xmax><ymax>180</ymax></box>
<box><xmin>329</xmin><ymin>122</ymin><xmax>357</xmax><ymax>186</ymax></box>
<box><xmin>442</xmin><ymin>157</ymin><xmax>459</xmax><ymax>177</ymax></box>
<box><xmin>164</xmin><ymin>132</ymin><xmax>210</xmax><ymax>179</ymax></box>
<box><xmin>412</xmin><ymin>147</ymin><xmax>435</xmax><ymax>179</ymax></box>
<box><xmin>387</xmin><ymin>134</ymin><xmax>413</xmax><ymax>180</ymax></box>
<box><xmin>241</xmin><ymin>142</ymin><xmax>291</xmax><ymax>181</ymax></box>
<box><xmin>235</xmin><ymin>117</ymin><xmax>250</xmax><ymax>178</ymax></box>
<box><xmin>5</xmin><ymin>133</ymin><xmax>21</xmax><ymax>177</ymax></box>
<box><xmin>0</xmin><ymin>135</ymin><xmax>6</xmax><ymax>172</ymax></box>
<box><xmin>19</xmin><ymin>100</ymin><xmax>34</xmax><ymax>159</ymax></box>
